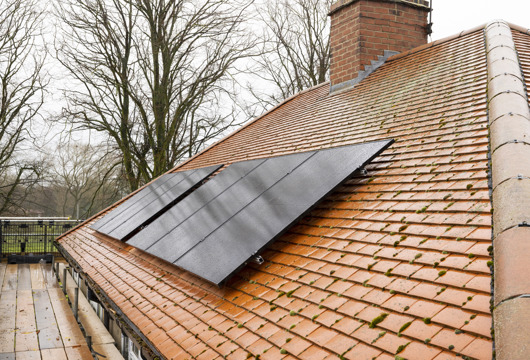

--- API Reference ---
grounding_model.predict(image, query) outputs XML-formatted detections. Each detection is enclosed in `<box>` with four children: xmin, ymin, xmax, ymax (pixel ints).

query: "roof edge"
<box><xmin>486</xmin><ymin>19</ymin><xmax>530</xmax><ymax>360</ymax></box>
<box><xmin>55</xmin><ymin>242</ymin><xmax>166</xmax><ymax>360</ymax></box>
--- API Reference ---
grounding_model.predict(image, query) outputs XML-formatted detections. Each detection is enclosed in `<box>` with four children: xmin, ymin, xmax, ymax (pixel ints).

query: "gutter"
<box><xmin>485</xmin><ymin>20</ymin><xmax>530</xmax><ymax>360</ymax></box>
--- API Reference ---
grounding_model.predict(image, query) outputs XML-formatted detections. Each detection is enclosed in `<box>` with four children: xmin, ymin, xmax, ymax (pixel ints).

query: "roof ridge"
<box><xmin>485</xmin><ymin>19</ymin><xmax>530</xmax><ymax>360</ymax></box>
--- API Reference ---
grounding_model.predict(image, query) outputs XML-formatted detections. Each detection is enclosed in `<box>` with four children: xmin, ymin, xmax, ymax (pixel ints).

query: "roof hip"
<box><xmin>486</xmin><ymin>19</ymin><xmax>530</xmax><ymax>360</ymax></box>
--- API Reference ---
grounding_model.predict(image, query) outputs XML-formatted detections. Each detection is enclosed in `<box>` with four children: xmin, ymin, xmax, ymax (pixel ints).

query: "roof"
<box><xmin>56</xmin><ymin>20</ymin><xmax>530</xmax><ymax>360</ymax></box>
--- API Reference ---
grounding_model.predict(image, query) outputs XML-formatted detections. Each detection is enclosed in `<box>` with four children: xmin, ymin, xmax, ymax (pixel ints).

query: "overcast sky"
<box><xmin>432</xmin><ymin>0</ymin><xmax>530</xmax><ymax>40</ymax></box>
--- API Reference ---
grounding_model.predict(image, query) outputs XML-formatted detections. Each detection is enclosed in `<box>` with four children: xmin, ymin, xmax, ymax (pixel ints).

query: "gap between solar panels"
<box><xmin>89</xmin><ymin>164</ymin><xmax>223</xmax><ymax>241</ymax></box>
<box><xmin>92</xmin><ymin>139</ymin><xmax>393</xmax><ymax>286</ymax></box>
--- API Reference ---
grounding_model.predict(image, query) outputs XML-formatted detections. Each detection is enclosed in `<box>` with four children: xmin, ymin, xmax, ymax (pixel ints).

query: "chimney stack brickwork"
<box><xmin>329</xmin><ymin>0</ymin><xmax>430</xmax><ymax>89</ymax></box>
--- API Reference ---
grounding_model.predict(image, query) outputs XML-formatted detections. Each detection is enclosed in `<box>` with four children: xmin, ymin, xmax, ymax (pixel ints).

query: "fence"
<box><xmin>0</xmin><ymin>218</ymin><xmax>83</xmax><ymax>257</ymax></box>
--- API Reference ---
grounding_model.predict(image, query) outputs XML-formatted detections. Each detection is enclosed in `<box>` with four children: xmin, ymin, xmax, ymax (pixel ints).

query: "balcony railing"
<box><xmin>0</xmin><ymin>218</ymin><xmax>83</xmax><ymax>258</ymax></box>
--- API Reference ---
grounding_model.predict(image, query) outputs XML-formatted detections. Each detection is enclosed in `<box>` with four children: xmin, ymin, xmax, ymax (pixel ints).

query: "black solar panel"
<box><xmin>127</xmin><ymin>158</ymin><xmax>269</xmax><ymax>251</ymax></box>
<box><xmin>90</xmin><ymin>173</ymin><xmax>178</xmax><ymax>231</ymax></box>
<box><xmin>90</xmin><ymin>164</ymin><xmax>222</xmax><ymax>240</ymax></box>
<box><xmin>130</xmin><ymin>152</ymin><xmax>313</xmax><ymax>261</ymax></box>
<box><xmin>127</xmin><ymin>140</ymin><xmax>392</xmax><ymax>285</ymax></box>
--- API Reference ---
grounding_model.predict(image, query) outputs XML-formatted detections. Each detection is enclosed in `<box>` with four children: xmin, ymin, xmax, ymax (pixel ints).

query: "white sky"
<box><xmin>432</xmin><ymin>0</ymin><xmax>530</xmax><ymax>40</ymax></box>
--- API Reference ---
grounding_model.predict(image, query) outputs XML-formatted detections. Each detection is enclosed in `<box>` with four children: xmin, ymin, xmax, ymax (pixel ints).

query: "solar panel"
<box><xmin>90</xmin><ymin>173</ymin><xmax>178</xmax><ymax>231</ymax></box>
<box><xmin>130</xmin><ymin>152</ymin><xmax>313</xmax><ymax>260</ymax></box>
<box><xmin>127</xmin><ymin>140</ymin><xmax>392</xmax><ymax>285</ymax></box>
<box><xmin>90</xmin><ymin>164</ymin><xmax>222</xmax><ymax>240</ymax></box>
<box><xmin>127</xmin><ymin>158</ymin><xmax>268</xmax><ymax>250</ymax></box>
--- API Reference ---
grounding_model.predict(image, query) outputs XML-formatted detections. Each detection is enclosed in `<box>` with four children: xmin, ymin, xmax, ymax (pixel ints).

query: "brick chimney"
<box><xmin>329</xmin><ymin>0</ymin><xmax>431</xmax><ymax>92</ymax></box>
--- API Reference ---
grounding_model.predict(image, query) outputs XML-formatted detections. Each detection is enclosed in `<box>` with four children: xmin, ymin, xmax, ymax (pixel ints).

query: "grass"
<box><xmin>2</xmin><ymin>242</ymin><xmax>58</xmax><ymax>254</ymax></box>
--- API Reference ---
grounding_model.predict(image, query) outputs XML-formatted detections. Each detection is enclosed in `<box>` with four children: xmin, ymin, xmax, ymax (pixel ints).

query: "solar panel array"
<box><xmin>90</xmin><ymin>164</ymin><xmax>222</xmax><ymax>240</ymax></box>
<box><xmin>126</xmin><ymin>140</ymin><xmax>392</xmax><ymax>285</ymax></box>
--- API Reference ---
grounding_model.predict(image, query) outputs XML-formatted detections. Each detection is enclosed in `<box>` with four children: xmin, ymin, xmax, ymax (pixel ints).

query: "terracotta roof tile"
<box><xmin>397</xmin><ymin>341</ymin><xmax>442</xmax><ymax>360</ymax></box>
<box><xmin>433</xmin><ymin>351</ymin><xmax>462</xmax><ymax>360</ymax></box>
<box><xmin>378</xmin><ymin>312</ymin><xmax>414</xmax><ymax>333</ymax></box>
<box><xmin>281</xmin><ymin>336</ymin><xmax>312</xmax><ymax>356</ymax></box>
<box><xmin>375</xmin><ymin>354</ymin><xmax>396</xmax><ymax>360</ymax></box>
<box><xmin>460</xmin><ymin>337</ymin><xmax>493</xmax><ymax>360</ymax></box>
<box><xmin>55</xmin><ymin>26</ymin><xmax>502</xmax><ymax>359</ymax></box>
<box><xmin>460</xmin><ymin>313</ymin><xmax>492</xmax><ymax>337</ymax></box>
<box><xmin>463</xmin><ymin>275</ymin><xmax>491</xmax><ymax>293</ymax></box>
<box><xmin>342</xmin><ymin>342</ymin><xmax>382</xmax><ymax>360</ymax></box>
<box><xmin>405</xmin><ymin>300</ymin><xmax>445</xmax><ymax>319</ymax></box>
<box><xmin>299</xmin><ymin>345</ymin><xmax>334</xmax><ymax>360</ymax></box>
<box><xmin>372</xmin><ymin>331</ymin><xmax>407</xmax><ymax>354</ymax></box>
<box><xmin>331</xmin><ymin>316</ymin><xmax>364</xmax><ymax>335</ymax></box>
<box><xmin>351</xmin><ymin>324</ymin><xmax>386</xmax><ymax>346</ymax></box>
<box><xmin>403</xmin><ymin>319</ymin><xmax>442</xmax><ymax>340</ymax></box>
<box><xmin>290</xmin><ymin>318</ymin><xmax>320</xmax><ymax>338</ymax></box>
<box><xmin>226</xmin><ymin>348</ymin><xmax>251</xmax><ymax>360</ymax></box>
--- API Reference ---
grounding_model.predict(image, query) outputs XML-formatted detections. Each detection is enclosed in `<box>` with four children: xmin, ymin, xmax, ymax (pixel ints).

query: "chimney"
<box><xmin>329</xmin><ymin>0</ymin><xmax>431</xmax><ymax>92</ymax></box>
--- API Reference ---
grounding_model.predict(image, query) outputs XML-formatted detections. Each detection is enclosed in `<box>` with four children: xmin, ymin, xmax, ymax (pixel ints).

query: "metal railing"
<box><xmin>0</xmin><ymin>218</ymin><xmax>83</xmax><ymax>257</ymax></box>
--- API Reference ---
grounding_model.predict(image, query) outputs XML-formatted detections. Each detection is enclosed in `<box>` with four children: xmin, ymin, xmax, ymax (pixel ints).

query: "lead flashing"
<box><xmin>330</xmin><ymin>50</ymin><xmax>399</xmax><ymax>94</ymax></box>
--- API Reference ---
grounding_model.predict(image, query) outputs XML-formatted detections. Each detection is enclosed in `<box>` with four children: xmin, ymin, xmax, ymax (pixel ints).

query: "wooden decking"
<box><xmin>0</xmin><ymin>263</ymin><xmax>93</xmax><ymax>359</ymax></box>
<box><xmin>56</xmin><ymin>263</ymin><xmax>123</xmax><ymax>359</ymax></box>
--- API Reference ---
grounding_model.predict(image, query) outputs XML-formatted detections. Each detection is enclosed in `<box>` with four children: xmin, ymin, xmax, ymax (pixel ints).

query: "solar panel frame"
<box><xmin>126</xmin><ymin>158</ymin><xmax>267</xmax><ymax>250</ymax></box>
<box><xmin>94</xmin><ymin>171</ymin><xmax>191</xmax><ymax>235</ymax></box>
<box><xmin>103</xmin><ymin>165</ymin><xmax>222</xmax><ymax>240</ymax></box>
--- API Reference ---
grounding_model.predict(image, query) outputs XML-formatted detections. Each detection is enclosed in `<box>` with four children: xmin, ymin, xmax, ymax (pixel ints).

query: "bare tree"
<box><xmin>248</xmin><ymin>0</ymin><xmax>332</xmax><ymax>112</ymax></box>
<box><xmin>52</xmin><ymin>143</ymin><xmax>124</xmax><ymax>218</ymax></box>
<box><xmin>27</xmin><ymin>142</ymin><xmax>125</xmax><ymax>219</ymax></box>
<box><xmin>0</xmin><ymin>0</ymin><xmax>47</xmax><ymax>214</ymax></box>
<box><xmin>55</xmin><ymin>0</ymin><xmax>254</xmax><ymax>192</ymax></box>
